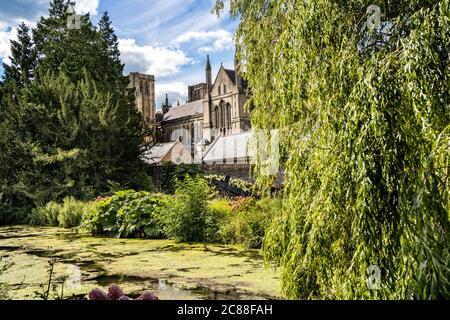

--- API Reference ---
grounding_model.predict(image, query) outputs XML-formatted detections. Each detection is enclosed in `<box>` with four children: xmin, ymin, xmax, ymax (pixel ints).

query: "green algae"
<box><xmin>0</xmin><ymin>226</ymin><xmax>281</xmax><ymax>300</ymax></box>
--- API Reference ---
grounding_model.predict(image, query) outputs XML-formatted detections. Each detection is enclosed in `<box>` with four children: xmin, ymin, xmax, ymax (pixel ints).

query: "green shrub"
<box><xmin>162</xmin><ymin>176</ymin><xmax>215</xmax><ymax>242</ymax></box>
<box><xmin>81</xmin><ymin>190</ymin><xmax>169</xmax><ymax>239</ymax></box>
<box><xmin>204</xmin><ymin>174</ymin><xmax>255</xmax><ymax>195</ymax></box>
<box><xmin>208</xmin><ymin>199</ymin><xmax>232</xmax><ymax>216</ymax></box>
<box><xmin>0</xmin><ymin>205</ymin><xmax>30</xmax><ymax>226</ymax></box>
<box><xmin>58</xmin><ymin>197</ymin><xmax>93</xmax><ymax>229</ymax></box>
<box><xmin>81</xmin><ymin>190</ymin><xmax>141</xmax><ymax>235</ymax></box>
<box><xmin>29</xmin><ymin>202</ymin><xmax>60</xmax><ymax>227</ymax></box>
<box><xmin>117</xmin><ymin>193</ymin><xmax>169</xmax><ymax>238</ymax></box>
<box><xmin>206</xmin><ymin>199</ymin><xmax>232</xmax><ymax>243</ymax></box>
<box><xmin>161</xmin><ymin>163</ymin><xmax>201</xmax><ymax>194</ymax></box>
<box><xmin>29</xmin><ymin>198</ymin><xmax>93</xmax><ymax>228</ymax></box>
<box><xmin>218</xmin><ymin>197</ymin><xmax>282</xmax><ymax>249</ymax></box>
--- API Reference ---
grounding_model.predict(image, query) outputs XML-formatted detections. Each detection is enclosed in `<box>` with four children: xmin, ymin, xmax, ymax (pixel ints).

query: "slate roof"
<box><xmin>203</xmin><ymin>131</ymin><xmax>253</xmax><ymax>164</ymax></box>
<box><xmin>142</xmin><ymin>142</ymin><xmax>177</xmax><ymax>165</ymax></box>
<box><xmin>162</xmin><ymin>100</ymin><xmax>203</xmax><ymax>123</ymax></box>
<box><xmin>224</xmin><ymin>68</ymin><xmax>248</xmax><ymax>89</ymax></box>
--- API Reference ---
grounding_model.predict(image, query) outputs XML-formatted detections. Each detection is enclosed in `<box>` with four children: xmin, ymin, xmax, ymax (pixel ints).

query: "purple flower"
<box><xmin>89</xmin><ymin>285</ymin><xmax>159</xmax><ymax>301</ymax></box>
<box><xmin>89</xmin><ymin>288</ymin><xmax>108</xmax><ymax>300</ymax></box>
<box><xmin>95</xmin><ymin>196</ymin><xmax>109</xmax><ymax>203</ymax></box>
<box><xmin>136</xmin><ymin>291</ymin><xmax>159</xmax><ymax>301</ymax></box>
<box><xmin>108</xmin><ymin>284</ymin><xmax>124</xmax><ymax>300</ymax></box>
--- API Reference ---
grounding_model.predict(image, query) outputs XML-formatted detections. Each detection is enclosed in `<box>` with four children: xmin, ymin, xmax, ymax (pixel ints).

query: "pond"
<box><xmin>0</xmin><ymin>226</ymin><xmax>282</xmax><ymax>300</ymax></box>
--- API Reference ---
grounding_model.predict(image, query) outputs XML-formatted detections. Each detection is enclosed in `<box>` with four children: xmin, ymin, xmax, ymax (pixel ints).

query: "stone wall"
<box><xmin>200</xmin><ymin>164</ymin><xmax>254</xmax><ymax>182</ymax></box>
<box><xmin>147</xmin><ymin>163</ymin><xmax>254</xmax><ymax>191</ymax></box>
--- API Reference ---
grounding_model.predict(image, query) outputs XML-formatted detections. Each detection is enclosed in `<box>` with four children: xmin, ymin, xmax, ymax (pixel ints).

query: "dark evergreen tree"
<box><xmin>33</xmin><ymin>1</ymin><xmax>109</xmax><ymax>84</ymax></box>
<box><xmin>0</xmin><ymin>0</ymin><xmax>151</xmax><ymax>225</ymax></box>
<box><xmin>2</xmin><ymin>22</ymin><xmax>37</xmax><ymax>87</ymax></box>
<box><xmin>13</xmin><ymin>71</ymin><xmax>148</xmax><ymax>206</ymax></box>
<box><xmin>33</xmin><ymin>0</ymin><xmax>72</xmax><ymax>59</ymax></box>
<box><xmin>98</xmin><ymin>11</ymin><xmax>125</xmax><ymax>83</ymax></box>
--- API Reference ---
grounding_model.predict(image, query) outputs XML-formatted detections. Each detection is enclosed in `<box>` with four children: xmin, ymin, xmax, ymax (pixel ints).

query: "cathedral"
<box><xmin>128</xmin><ymin>55</ymin><xmax>252</xmax><ymax>165</ymax></box>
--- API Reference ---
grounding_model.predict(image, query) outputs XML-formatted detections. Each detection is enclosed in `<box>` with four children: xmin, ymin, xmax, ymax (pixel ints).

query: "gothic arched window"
<box><xmin>227</xmin><ymin>104</ymin><xmax>232</xmax><ymax>130</ymax></box>
<box><xmin>221</xmin><ymin>102</ymin><xmax>226</xmax><ymax>129</ymax></box>
<box><xmin>190</xmin><ymin>123</ymin><xmax>195</xmax><ymax>143</ymax></box>
<box><xmin>214</xmin><ymin>106</ymin><xmax>219</xmax><ymax>128</ymax></box>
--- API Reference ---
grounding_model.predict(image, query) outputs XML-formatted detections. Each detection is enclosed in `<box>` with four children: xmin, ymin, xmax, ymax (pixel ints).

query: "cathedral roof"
<box><xmin>162</xmin><ymin>100</ymin><xmax>203</xmax><ymax>123</ymax></box>
<box><xmin>223</xmin><ymin>68</ymin><xmax>248</xmax><ymax>89</ymax></box>
<box><xmin>142</xmin><ymin>142</ymin><xmax>178</xmax><ymax>165</ymax></box>
<box><xmin>142</xmin><ymin>141</ymin><xmax>192</xmax><ymax>165</ymax></box>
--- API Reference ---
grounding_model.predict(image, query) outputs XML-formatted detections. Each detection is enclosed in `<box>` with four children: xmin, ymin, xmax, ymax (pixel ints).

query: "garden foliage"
<box><xmin>215</xmin><ymin>197</ymin><xmax>282</xmax><ymax>249</ymax></box>
<box><xmin>162</xmin><ymin>176</ymin><xmax>216</xmax><ymax>242</ymax></box>
<box><xmin>82</xmin><ymin>190</ymin><xmax>170</xmax><ymax>239</ymax></box>
<box><xmin>29</xmin><ymin>197</ymin><xmax>92</xmax><ymax>228</ymax></box>
<box><xmin>160</xmin><ymin>163</ymin><xmax>201</xmax><ymax>194</ymax></box>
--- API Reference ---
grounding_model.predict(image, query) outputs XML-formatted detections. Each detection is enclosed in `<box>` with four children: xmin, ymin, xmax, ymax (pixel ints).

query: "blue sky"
<box><xmin>0</xmin><ymin>0</ymin><xmax>237</xmax><ymax>108</ymax></box>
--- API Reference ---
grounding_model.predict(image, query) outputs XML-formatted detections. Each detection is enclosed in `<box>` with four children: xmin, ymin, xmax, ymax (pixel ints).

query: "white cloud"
<box><xmin>155</xmin><ymin>81</ymin><xmax>188</xmax><ymax>109</ymax></box>
<box><xmin>0</xmin><ymin>19</ymin><xmax>36</xmax><ymax>66</ymax></box>
<box><xmin>175</xmin><ymin>29</ymin><xmax>234</xmax><ymax>53</ymax></box>
<box><xmin>0</xmin><ymin>25</ymin><xmax>17</xmax><ymax>65</ymax></box>
<box><xmin>119</xmin><ymin>38</ymin><xmax>192</xmax><ymax>77</ymax></box>
<box><xmin>74</xmin><ymin>0</ymin><xmax>100</xmax><ymax>16</ymax></box>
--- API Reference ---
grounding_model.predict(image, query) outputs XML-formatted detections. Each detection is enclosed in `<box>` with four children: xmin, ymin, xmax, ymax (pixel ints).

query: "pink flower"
<box><xmin>108</xmin><ymin>284</ymin><xmax>124</xmax><ymax>300</ymax></box>
<box><xmin>89</xmin><ymin>288</ymin><xmax>108</xmax><ymax>300</ymax></box>
<box><xmin>137</xmin><ymin>291</ymin><xmax>159</xmax><ymax>300</ymax></box>
<box><xmin>95</xmin><ymin>196</ymin><xmax>109</xmax><ymax>203</ymax></box>
<box><xmin>89</xmin><ymin>285</ymin><xmax>159</xmax><ymax>301</ymax></box>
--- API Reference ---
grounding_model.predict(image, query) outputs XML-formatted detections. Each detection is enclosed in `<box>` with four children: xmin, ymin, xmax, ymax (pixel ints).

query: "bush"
<box><xmin>162</xmin><ymin>175</ymin><xmax>215</xmax><ymax>242</ymax></box>
<box><xmin>0</xmin><ymin>205</ymin><xmax>32</xmax><ymax>226</ymax></box>
<box><xmin>204</xmin><ymin>174</ymin><xmax>255</xmax><ymax>195</ymax></box>
<box><xmin>161</xmin><ymin>163</ymin><xmax>201</xmax><ymax>194</ymax></box>
<box><xmin>58</xmin><ymin>197</ymin><xmax>93</xmax><ymax>229</ymax></box>
<box><xmin>81</xmin><ymin>190</ymin><xmax>169</xmax><ymax>239</ymax></box>
<box><xmin>29</xmin><ymin>197</ymin><xmax>93</xmax><ymax>228</ymax></box>
<box><xmin>218</xmin><ymin>197</ymin><xmax>282</xmax><ymax>249</ymax></box>
<box><xmin>29</xmin><ymin>202</ymin><xmax>60</xmax><ymax>227</ymax></box>
<box><xmin>206</xmin><ymin>199</ymin><xmax>232</xmax><ymax>243</ymax></box>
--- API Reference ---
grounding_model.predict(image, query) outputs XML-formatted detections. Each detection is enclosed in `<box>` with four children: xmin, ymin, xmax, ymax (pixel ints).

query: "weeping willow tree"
<box><xmin>215</xmin><ymin>0</ymin><xmax>450</xmax><ymax>299</ymax></box>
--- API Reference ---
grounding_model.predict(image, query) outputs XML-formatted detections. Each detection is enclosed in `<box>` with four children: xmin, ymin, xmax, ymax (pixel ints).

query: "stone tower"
<box><xmin>128</xmin><ymin>72</ymin><xmax>156</xmax><ymax>125</ymax></box>
<box><xmin>202</xmin><ymin>54</ymin><xmax>251</xmax><ymax>142</ymax></box>
<box><xmin>203</xmin><ymin>55</ymin><xmax>214</xmax><ymax>141</ymax></box>
<box><xmin>162</xmin><ymin>93</ymin><xmax>171</xmax><ymax>114</ymax></box>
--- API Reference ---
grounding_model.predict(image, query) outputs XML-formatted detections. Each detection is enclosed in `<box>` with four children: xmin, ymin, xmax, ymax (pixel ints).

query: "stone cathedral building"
<box><xmin>128</xmin><ymin>72</ymin><xmax>156</xmax><ymax>126</ymax></box>
<box><xmin>128</xmin><ymin>55</ymin><xmax>253</xmax><ymax>165</ymax></box>
<box><xmin>157</xmin><ymin>55</ymin><xmax>251</xmax><ymax>145</ymax></box>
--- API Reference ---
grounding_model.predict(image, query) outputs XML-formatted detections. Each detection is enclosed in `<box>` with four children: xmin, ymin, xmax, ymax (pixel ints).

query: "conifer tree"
<box><xmin>33</xmin><ymin>0</ymin><xmax>107</xmax><ymax>83</ymax></box>
<box><xmin>0</xmin><ymin>0</ymin><xmax>151</xmax><ymax>224</ymax></box>
<box><xmin>98</xmin><ymin>11</ymin><xmax>124</xmax><ymax>83</ymax></box>
<box><xmin>2</xmin><ymin>22</ymin><xmax>37</xmax><ymax>87</ymax></box>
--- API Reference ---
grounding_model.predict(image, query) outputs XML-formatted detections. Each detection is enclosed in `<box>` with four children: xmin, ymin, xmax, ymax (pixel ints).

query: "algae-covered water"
<box><xmin>0</xmin><ymin>226</ymin><xmax>281</xmax><ymax>300</ymax></box>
